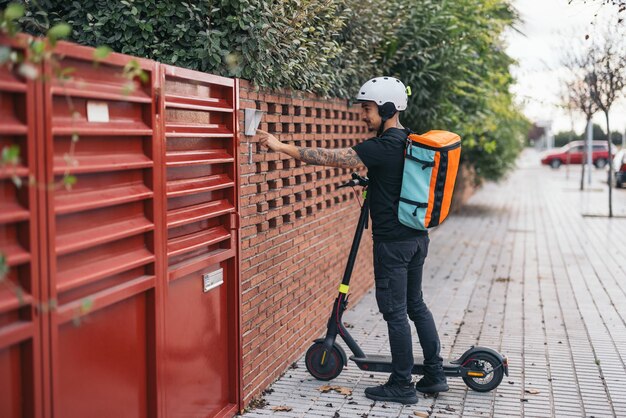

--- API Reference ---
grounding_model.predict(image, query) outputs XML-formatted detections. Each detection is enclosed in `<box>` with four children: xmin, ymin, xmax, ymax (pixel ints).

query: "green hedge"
<box><xmin>10</xmin><ymin>0</ymin><xmax>383</xmax><ymax>97</ymax></box>
<box><xmin>2</xmin><ymin>0</ymin><xmax>529</xmax><ymax>182</ymax></box>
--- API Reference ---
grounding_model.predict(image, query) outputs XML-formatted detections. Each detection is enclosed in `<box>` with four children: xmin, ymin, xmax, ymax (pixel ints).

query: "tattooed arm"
<box><xmin>296</xmin><ymin>147</ymin><xmax>363</xmax><ymax>168</ymax></box>
<box><xmin>258</xmin><ymin>129</ymin><xmax>364</xmax><ymax>169</ymax></box>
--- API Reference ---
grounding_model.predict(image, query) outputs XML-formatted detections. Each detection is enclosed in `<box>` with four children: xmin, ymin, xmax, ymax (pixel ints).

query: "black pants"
<box><xmin>373</xmin><ymin>236</ymin><xmax>443</xmax><ymax>385</ymax></box>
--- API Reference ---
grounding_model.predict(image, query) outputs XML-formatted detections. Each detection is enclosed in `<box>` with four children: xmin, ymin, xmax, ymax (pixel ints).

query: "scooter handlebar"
<box><xmin>337</xmin><ymin>172</ymin><xmax>369</xmax><ymax>189</ymax></box>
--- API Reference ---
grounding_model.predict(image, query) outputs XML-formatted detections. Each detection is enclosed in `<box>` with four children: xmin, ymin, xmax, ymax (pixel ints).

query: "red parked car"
<box><xmin>541</xmin><ymin>140</ymin><xmax>612</xmax><ymax>169</ymax></box>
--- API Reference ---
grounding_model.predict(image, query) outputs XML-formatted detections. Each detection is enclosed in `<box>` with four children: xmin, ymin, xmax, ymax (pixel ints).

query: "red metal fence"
<box><xmin>0</xmin><ymin>36</ymin><xmax>240</xmax><ymax>418</ymax></box>
<box><xmin>0</xmin><ymin>34</ymin><xmax>42</xmax><ymax>418</ymax></box>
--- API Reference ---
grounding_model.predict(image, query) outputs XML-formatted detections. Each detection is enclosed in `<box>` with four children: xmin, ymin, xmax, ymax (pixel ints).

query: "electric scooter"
<box><xmin>305</xmin><ymin>173</ymin><xmax>509</xmax><ymax>392</ymax></box>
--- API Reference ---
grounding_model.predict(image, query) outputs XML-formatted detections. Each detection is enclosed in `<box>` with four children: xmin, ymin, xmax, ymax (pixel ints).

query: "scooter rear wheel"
<box><xmin>305</xmin><ymin>342</ymin><xmax>345</xmax><ymax>381</ymax></box>
<box><xmin>462</xmin><ymin>352</ymin><xmax>504</xmax><ymax>392</ymax></box>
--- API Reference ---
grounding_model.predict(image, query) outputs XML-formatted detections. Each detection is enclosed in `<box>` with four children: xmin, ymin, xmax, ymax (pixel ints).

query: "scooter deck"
<box><xmin>350</xmin><ymin>354</ymin><xmax>464</xmax><ymax>376</ymax></box>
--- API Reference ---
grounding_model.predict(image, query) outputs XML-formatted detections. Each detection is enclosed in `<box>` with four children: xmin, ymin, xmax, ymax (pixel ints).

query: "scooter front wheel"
<box><xmin>462</xmin><ymin>352</ymin><xmax>504</xmax><ymax>392</ymax></box>
<box><xmin>305</xmin><ymin>342</ymin><xmax>345</xmax><ymax>381</ymax></box>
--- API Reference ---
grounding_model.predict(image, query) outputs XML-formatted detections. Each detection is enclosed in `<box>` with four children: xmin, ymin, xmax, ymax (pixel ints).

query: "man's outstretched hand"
<box><xmin>258</xmin><ymin>129</ymin><xmax>284</xmax><ymax>153</ymax></box>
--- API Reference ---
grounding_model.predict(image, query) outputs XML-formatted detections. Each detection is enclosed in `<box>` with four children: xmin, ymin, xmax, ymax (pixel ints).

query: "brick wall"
<box><xmin>237</xmin><ymin>80</ymin><xmax>375</xmax><ymax>405</ymax></box>
<box><xmin>236</xmin><ymin>81</ymin><xmax>476</xmax><ymax>406</ymax></box>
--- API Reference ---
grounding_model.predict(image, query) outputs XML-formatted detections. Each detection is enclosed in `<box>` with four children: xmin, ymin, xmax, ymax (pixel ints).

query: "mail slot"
<box><xmin>204</xmin><ymin>268</ymin><xmax>224</xmax><ymax>292</ymax></box>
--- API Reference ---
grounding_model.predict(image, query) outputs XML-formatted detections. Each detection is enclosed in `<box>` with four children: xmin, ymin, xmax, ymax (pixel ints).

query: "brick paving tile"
<box><xmin>240</xmin><ymin>150</ymin><xmax>626</xmax><ymax>417</ymax></box>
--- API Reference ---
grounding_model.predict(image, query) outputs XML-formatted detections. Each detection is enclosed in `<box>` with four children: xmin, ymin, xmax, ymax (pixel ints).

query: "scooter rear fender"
<box><xmin>451</xmin><ymin>346</ymin><xmax>509</xmax><ymax>377</ymax></box>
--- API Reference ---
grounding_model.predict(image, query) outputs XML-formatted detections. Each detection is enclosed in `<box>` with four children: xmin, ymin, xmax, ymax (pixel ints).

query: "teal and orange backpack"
<box><xmin>399</xmin><ymin>130</ymin><xmax>461</xmax><ymax>230</ymax></box>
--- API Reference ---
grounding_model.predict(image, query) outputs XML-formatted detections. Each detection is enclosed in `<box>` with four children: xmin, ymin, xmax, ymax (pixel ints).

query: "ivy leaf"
<box><xmin>53</xmin><ymin>66</ymin><xmax>76</xmax><ymax>83</ymax></box>
<box><xmin>48</xmin><ymin>23</ymin><xmax>72</xmax><ymax>40</ymax></box>
<box><xmin>93</xmin><ymin>45</ymin><xmax>112</xmax><ymax>60</ymax></box>
<box><xmin>138</xmin><ymin>71</ymin><xmax>149</xmax><ymax>84</ymax></box>
<box><xmin>63</xmin><ymin>174</ymin><xmax>77</xmax><ymax>190</ymax></box>
<box><xmin>2</xmin><ymin>144</ymin><xmax>20</xmax><ymax>165</ymax></box>
<box><xmin>30</xmin><ymin>40</ymin><xmax>46</xmax><ymax>57</ymax></box>
<box><xmin>4</xmin><ymin>3</ymin><xmax>25</xmax><ymax>21</ymax></box>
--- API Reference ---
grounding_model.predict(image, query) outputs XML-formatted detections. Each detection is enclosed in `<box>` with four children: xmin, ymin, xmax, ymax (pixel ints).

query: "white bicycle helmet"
<box><xmin>356</xmin><ymin>76</ymin><xmax>408</xmax><ymax>112</ymax></box>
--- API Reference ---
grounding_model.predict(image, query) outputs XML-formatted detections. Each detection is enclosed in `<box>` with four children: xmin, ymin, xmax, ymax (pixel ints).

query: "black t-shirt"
<box><xmin>352</xmin><ymin>127</ymin><xmax>427</xmax><ymax>242</ymax></box>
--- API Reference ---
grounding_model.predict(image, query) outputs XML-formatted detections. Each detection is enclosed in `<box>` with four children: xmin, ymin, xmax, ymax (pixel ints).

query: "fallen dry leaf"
<box><xmin>318</xmin><ymin>385</ymin><xmax>352</xmax><ymax>396</ymax></box>
<box><xmin>525</xmin><ymin>389</ymin><xmax>540</xmax><ymax>394</ymax></box>
<box><xmin>444</xmin><ymin>405</ymin><xmax>456</xmax><ymax>412</ymax></box>
<box><xmin>337</xmin><ymin>387</ymin><xmax>353</xmax><ymax>396</ymax></box>
<box><xmin>271</xmin><ymin>406</ymin><xmax>292</xmax><ymax>412</ymax></box>
<box><xmin>414</xmin><ymin>412</ymin><xmax>429</xmax><ymax>417</ymax></box>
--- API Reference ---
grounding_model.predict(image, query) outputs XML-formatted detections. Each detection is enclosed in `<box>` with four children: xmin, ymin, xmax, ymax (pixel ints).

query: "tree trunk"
<box><xmin>606</xmin><ymin>112</ymin><xmax>613</xmax><ymax>217</ymax></box>
<box><xmin>567</xmin><ymin>122</ymin><xmax>573</xmax><ymax>180</ymax></box>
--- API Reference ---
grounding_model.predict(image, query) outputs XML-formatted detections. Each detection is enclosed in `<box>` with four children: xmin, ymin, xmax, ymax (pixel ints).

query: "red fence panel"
<box><xmin>39</xmin><ymin>43</ymin><xmax>162</xmax><ymax>418</ymax></box>
<box><xmin>0</xmin><ymin>35</ymin><xmax>241</xmax><ymax>417</ymax></box>
<box><xmin>159</xmin><ymin>65</ymin><xmax>240</xmax><ymax>417</ymax></box>
<box><xmin>0</xmin><ymin>34</ymin><xmax>42</xmax><ymax>418</ymax></box>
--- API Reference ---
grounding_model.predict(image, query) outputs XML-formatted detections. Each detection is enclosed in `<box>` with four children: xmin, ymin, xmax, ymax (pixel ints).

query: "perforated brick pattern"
<box><xmin>238</xmin><ymin>81</ymin><xmax>376</xmax><ymax>404</ymax></box>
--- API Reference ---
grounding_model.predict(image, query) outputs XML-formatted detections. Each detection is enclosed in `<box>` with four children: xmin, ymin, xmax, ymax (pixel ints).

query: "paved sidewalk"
<box><xmin>241</xmin><ymin>150</ymin><xmax>626</xmax><ymax>418</ymax></box>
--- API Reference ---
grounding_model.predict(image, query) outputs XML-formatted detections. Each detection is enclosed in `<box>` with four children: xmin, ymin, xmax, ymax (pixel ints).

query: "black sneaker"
<box><xmin>364</xmin><ymin>376</ymin><xmax>418</xmax><ymax>405</ymax></box>
<box><xmin>415</xmin><ymin>374</ymin><xmax>449</xmax><ymax>394</ymax></box>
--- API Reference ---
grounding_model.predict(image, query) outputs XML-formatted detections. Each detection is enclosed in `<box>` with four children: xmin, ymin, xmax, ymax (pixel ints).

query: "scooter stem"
<box><xmin>323</xmin><ymin>193</ymin><xmax>369</xmax><ymax>358</ymax></box>
<box><xmin>340</xmin><ymin>196</ymin><xmax>369</xmax><ymax>287</ymax></box>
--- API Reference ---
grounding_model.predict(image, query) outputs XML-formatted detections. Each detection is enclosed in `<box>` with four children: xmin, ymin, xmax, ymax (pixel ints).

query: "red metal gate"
<box><xmin>159</xmin><ymin>65</ymin><xmax>240</xmax><ymax>417</ymax></box>
<box><xmin>39</xmin><ymin>43</ymin><xmax>161</xmax><ymax>418</ymax></box>
<box><xmin>0</xmin><ymin>36</ymin><xmax>240</xmax><ymax>418</ymax></box>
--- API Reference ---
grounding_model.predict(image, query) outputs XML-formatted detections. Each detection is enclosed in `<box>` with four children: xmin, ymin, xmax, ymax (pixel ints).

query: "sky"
<box><xmin>504</xmin><ymin>0</ymin><xmax>626</xmax><ymax>136</ymax></box>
